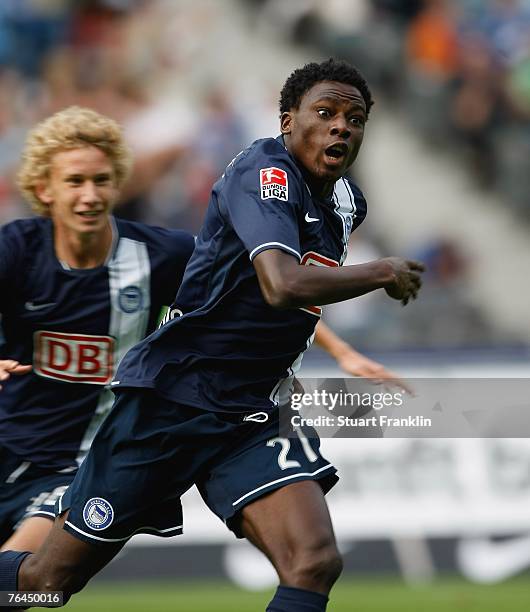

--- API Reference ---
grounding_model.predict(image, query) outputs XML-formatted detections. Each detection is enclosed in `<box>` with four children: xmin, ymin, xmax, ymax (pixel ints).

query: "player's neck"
<box><xmin>300</xmin><ymin>168</ymin><xmax>335</xmax><ymax>201</ymax></box>
<box><xmin>309</xmin><ymin>178</ymin><xmax>334</xmax><ymax>201</ymax></box>
<box><xmin>53</xmin><ymin>220</ymin><xmax>114</xmax><ymax>269</ymax></box>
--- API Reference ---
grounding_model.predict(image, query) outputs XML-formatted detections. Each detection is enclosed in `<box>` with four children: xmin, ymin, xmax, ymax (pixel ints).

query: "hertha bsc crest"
<box><xmin>83</xmin><ymin>497</ymin><xmax>114</xmax><ymax>530</ymax></box>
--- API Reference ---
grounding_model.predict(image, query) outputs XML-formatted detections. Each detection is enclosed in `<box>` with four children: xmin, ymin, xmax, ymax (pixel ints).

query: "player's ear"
<box><xmin>35</xmin><ymin>181</ymin><xmax>53</xmax><ymax>205</ymax></box>
<box><xmin>280</xmin><ymin>112</ymin><xmax>293</xmax><ymax>135</ymax></box>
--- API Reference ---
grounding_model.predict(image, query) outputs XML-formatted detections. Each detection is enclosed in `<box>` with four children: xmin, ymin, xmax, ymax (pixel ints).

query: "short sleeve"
<box><xmin>220</xmin><ymin>161</ymin><xmax>303</xmax><ymax>261</ymax></box>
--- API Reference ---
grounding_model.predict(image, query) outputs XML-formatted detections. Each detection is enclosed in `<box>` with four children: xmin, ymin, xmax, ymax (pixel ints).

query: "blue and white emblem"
<box><xmin>83</xmin><ymin>497</ymin><xmax>114</xmax><ymax>530</ymax></box>
<box><xmin>118</xmin><ymin>285</ymin><xmax>143</xmax><ymax>313</ymax></box>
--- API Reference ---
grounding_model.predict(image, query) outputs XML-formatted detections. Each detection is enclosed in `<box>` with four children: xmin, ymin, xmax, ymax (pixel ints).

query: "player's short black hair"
<box><xmin>279</xmin><ymin>58</ymin><xmax>374</xmax><ymax>116</ymax></box>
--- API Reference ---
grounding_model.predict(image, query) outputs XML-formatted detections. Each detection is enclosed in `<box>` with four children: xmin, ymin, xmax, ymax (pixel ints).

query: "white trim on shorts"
<box><xmin>64</xmin><ymin>520</ymin><xmax>183</xmax><ymax>543</ymax></box>
<box><xmin>25</xmin><ymin>510</ymin><xmax>55</xmax><ymax>519</ymax></box>
<box><xmin>58</xmin><ymin>492</ymin><xmax>183</xmax><ymax>543</ymax></box>
<box><xmin>231</xmin><ymin>463</ymin><xmax>335</xmax><ymax>507</ymax></box>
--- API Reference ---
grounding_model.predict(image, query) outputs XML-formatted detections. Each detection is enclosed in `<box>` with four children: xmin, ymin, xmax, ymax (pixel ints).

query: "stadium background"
<box><xmin>1</xmin><ymin>0</ymin><xmax>530</xmax><ymax>609</ymax></box>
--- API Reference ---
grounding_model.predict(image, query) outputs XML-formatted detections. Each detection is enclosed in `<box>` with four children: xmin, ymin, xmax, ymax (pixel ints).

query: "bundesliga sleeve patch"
<box><xmin>260</xmin><ymin>167</ymin><xmax>288</xmax><ymax>201</ymax></box>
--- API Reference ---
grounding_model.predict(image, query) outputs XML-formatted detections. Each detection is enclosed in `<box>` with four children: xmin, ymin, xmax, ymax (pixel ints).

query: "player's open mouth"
<box><xmin>324</xmin><ymin>143</ymin><xmax>349</xmax><ymax>165</ymax></box>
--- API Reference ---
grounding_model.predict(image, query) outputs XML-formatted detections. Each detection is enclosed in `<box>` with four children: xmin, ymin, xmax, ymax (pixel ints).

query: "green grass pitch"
<box><xmin>64</xmin><ymin>577</ymin><xmax>530</xmax><ymax>611</ymax></box>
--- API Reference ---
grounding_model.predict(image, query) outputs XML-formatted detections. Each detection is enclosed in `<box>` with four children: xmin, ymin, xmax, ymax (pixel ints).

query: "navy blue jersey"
<box><xmin>115</xmin><ymin>136</ymin><xmax>367</xmax><ymax>412</ymax></box>
<box><xmin>0</xmin><ymin>217</ymin><xmax>194</xmax><ymax>470</ymax></box>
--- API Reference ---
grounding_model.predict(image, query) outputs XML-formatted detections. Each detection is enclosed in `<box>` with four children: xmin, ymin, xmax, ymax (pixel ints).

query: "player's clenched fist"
<box><xmin>0</xmin><ymin>360</ymin><xmax>31</xmax><ymax>390</ymax></box>
<box><xmin>382</xmin><ymin>257</ymin><xmax>425</xmax><ymax>305</ymax></box>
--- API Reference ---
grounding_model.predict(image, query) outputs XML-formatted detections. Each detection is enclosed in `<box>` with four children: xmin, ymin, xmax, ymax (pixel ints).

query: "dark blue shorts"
<box><xmin>57</xmin><ymin>389</ymin><xmax>338</xmax><ymax>545</ymax></box>
<box><xmin>0</xmin><ymin>445</ymin><xmax>74</xmax><ymax>543</ymax></box>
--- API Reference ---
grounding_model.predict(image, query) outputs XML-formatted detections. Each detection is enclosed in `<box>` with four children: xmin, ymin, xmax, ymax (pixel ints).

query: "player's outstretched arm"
<box><xmin>314</xmin><ymin>321</ymin><xmax>412</xmax><ymax>394</ymax></box>
<box><xmin>253</xmin><ymin>249</ymin><xmax>424</xmax><ymax>309</ymax></box>
<box><xmin>0</xmin><ymin>360</ymin><xmax>32</xmax><ymax>391</ymax></box>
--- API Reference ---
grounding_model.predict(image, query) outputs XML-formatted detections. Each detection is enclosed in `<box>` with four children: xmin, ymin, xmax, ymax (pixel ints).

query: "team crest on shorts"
<box><xmin>118</xmin><ymin>285</ymin><xmax>143</xmax><ymax>313</ymax></box>
<box><xmin>83</xmin><ymin>497</ymin><xmax>114</xmax><ymax>530</ymax></box>
<box><xmin>260</xmin><ymin>167</ymin><xmax>288</xmax><ymax>201</ymax></box>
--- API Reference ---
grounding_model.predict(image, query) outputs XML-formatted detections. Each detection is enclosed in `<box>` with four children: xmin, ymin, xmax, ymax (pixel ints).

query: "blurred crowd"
<box><xmin>0</xmin><ymin>0</ymin><xmax>518</xmax><ymax>350</ymax></box>
<box><xmin>257</xmin><ymin>0</ymin><xmax>530</xmax><ymax>219</ymax></box>
<box><xmin>0</xmin><ymin>0</ymin><xmax>251</xmax><ymax>232</ymax></box>
<box><xmin>254</xmin><ymin>0</ymin><xmax>523</xmax><ymax>350</ymax></box>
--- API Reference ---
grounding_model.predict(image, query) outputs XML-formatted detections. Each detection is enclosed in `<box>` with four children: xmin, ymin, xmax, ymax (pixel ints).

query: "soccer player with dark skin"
<box><xmin>0</xmin><ymin>60</ymin><xmax>423</xmax><ymax>612</ymax></box>
<box><xmin>0</xmin><ymin>105</ymin><xmax>406</xmax><ymax>560</ymax></box>
<box><xmin>0</xmin><ymin>109</ymin><xmax>407</xmax><ymax>560</ymax></box>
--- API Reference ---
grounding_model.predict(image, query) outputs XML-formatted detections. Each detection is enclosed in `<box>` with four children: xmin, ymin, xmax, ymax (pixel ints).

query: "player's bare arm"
<box><xmin>253</xmin><ymin>249</ymin><xmax>424</xmax><ymax>309</ymax></box>
<box><xmin>314</xmin><ymin>321</ymin><xmax>412</xmax><ymax>393</ymax></box>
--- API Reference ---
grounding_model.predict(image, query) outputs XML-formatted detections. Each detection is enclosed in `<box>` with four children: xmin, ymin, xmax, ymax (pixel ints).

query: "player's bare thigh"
<box><xmin>1</xmin><ymin>516</ymin><xmax>53</xmax><ymax>552</ymax></box>
<box><xmin>17</xmin><ymin>512</ymin><xmax>124</xmax><ymax>600</ymax></box>
<box><xmin>239</xmin><ymin>480</ymin><xmax>342</xmax><ymax>594</ymax></box>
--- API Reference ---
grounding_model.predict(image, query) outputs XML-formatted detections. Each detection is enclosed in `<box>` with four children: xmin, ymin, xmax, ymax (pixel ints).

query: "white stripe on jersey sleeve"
<box><xmin>249</xmin><ymin>242</ymin><xmax>301</xmax><ymax>262</ymax></box>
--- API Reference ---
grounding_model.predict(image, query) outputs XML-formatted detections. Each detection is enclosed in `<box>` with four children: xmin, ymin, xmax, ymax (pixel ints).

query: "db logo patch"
<box><xmin>83</xmin><ymin>497</ymin><xmax>114</xmax><ymax>531</ymax></box>
<box><xmin>260</xmin><ymin>167</ymin><xmax>288</xmax><ymax>201</ymax></box>
<box><xmin>34</xmin><ymin>331</ymin><xmax>114</xmax><ymax>384</ymax></box>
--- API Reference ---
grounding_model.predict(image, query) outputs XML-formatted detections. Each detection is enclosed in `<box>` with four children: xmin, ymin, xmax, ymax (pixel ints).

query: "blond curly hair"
<box><xmin>17</xmin><ymin>106</ymin><xmax>132</xmax><ymax>216</ymax></box>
